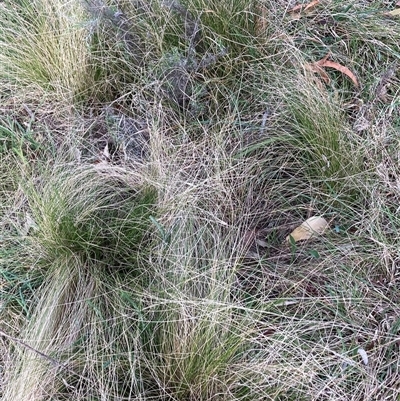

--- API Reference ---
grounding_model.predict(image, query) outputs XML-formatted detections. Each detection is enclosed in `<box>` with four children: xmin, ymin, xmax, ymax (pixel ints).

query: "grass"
<box><xmin>0</xmin><ymin>0</ymin><xmax>400</xmax><ymax>400</ymax></box>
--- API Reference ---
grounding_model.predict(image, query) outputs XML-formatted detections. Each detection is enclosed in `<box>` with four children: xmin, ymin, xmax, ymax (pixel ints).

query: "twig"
<box><xmin>0</xmin><ymin>329</ymin><xmax>65</xmax><ymax>368</ymax></box>
<box><xmin>0</xmin><ymin>329</ymin><xmax>91</xmax><ymax>385</ymax></box>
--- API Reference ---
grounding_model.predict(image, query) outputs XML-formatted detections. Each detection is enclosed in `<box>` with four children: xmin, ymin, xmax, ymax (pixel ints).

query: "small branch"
<box><xmin>0</xmin><ymin>328</ymin><xmax>65</xmax><ymax>368</ymax></box>
<box><xmin>0</xmin><ymin>329</ymin><xmax>92</xmax><ymax>386</ymax></box>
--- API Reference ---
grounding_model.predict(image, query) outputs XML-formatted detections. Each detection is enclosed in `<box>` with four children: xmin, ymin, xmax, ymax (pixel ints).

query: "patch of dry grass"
<box><xmin>0</xmin><ymin>0</ymin><xmax>399</xmax><ymax>400</ymax></box>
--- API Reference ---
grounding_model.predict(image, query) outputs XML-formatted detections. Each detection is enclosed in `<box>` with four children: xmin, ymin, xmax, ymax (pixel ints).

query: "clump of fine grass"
<box><xmin>276</xmin><ymin>71</ymin><xmax>366</xmax><ymax>193</ymax></box>
<box><xmin>1</xmin><ymin>162</ymin><xmax>157</xmax><ymax>400</ymax></box>
<box><xmin>0</xmin><ymin>0</ymin><xmax>91</xmax><ymax>102</ymax></box>
<box><xmin>25</xmin><ymin>163</ymin><xmax>157</xmax><ymax>277</ymax></box>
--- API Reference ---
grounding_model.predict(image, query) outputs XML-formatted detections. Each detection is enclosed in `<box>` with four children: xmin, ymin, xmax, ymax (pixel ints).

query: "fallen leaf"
<box><xmin>387</xmin><ymin>8</ymin><xmax>400</xmax><ymax>16</ymax></box>
<box><xmin>319</xmin><ymin>60</ymin><xmax>359</xmax><ymax>87</ymax></box>
<box><xmin>304</xmin><ymin>0</ymin><xmax>320</xmax><ymax>12</ymax></box>
<box><xmin>289</xmin><ymin>0</ymin><xmax>320</xmax><ymax>13</ymax></box>
<box><xmin>286</xmin><ymin>216</ymin><xmax>328</xmax><ymax>243</ymax></box>
<box><xmin>306</xmin><ymin>53</ymin><xmax>359</xmax><ymax>88</ymax></box>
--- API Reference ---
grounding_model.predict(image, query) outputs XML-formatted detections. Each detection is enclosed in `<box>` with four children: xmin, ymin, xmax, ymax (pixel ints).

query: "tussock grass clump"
<box><xmin>277</xmin><ymin>72</ymin><xmax>366</xmax><ymax>196</ymax></box>
<box><xmin>1</xmin><ymin>162</ymin><xmax>157</xmax><ymax>400</ymax></box>
<box><xmin>25</xmin><ymin>165</ymin><xmax>156</xmax><ymax>273</ymax></box>
<box><xmin>0</xmin><ymin>0</ymin><xmax>91</xmax><ymax>102</ymax></box>
<box><xmin>1</xmin><ymin>0</ymin><xmax>400</xmax><ymax>400</ymax></box>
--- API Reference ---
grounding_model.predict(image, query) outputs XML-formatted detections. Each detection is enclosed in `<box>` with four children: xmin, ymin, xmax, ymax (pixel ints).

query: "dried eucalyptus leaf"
<box><xmin>286</xmin><ymin>216</ymin><xmax>328</xmax><ymax>243</ymax></box>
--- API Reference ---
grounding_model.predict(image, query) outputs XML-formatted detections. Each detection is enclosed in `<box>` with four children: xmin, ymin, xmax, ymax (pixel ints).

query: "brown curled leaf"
<box><xmin>289</xmin><ymin>0</ymin><xmax>320</xmax><ymax>13</ymax></box>
<box><xmin>318</xmin><ymin>60</ymin><xmax>359</xmax><ymax>87</ymax></box>
<box><xmin>304</xmin><ymin>0</ymin><xmax>321</xmax><ymax>12</ymax></box>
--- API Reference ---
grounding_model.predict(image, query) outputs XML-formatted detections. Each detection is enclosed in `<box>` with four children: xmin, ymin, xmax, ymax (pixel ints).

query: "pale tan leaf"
<box><xmin>286</xmin><ymin>216</ymin><xmax>328</xmax><ymax>242</ymax></box>
<box><xmin>387</xmin><ymin>8</ymin><xmax>400</xmax><ymax>16</ymax></box>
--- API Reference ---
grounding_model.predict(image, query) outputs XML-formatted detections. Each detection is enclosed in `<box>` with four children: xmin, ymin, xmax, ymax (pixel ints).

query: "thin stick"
<box><xmin>0</xmin><ymin>328</ymin><xmax>91</xmax><ymax>385</ymax></box>
<box><xmin>0</xmin><ymin>329</ymin><xmax>64</xmax><ymax>367</ymax></box>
